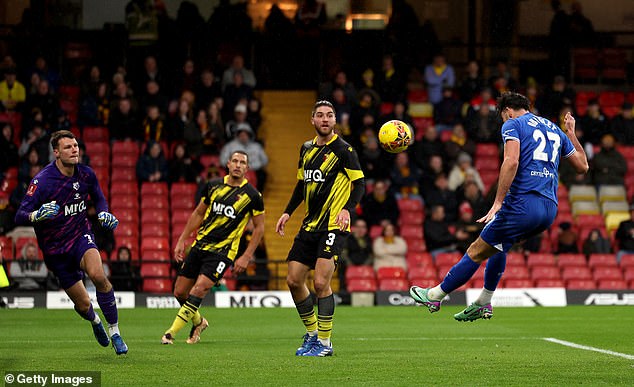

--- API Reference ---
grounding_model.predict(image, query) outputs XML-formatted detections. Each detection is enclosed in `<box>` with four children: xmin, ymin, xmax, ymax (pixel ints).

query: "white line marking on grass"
<box><xmin>544</xmin><ymin>338</ymin><xmax>634</xmax><ymax>360</ymax></box>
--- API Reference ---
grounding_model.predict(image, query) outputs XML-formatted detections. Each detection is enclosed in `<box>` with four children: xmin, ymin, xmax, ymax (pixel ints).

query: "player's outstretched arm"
<box><xmin>29</xmin><ymin>201</ymin><xmax>60</xmax><ymax>223</ymax></box>
<box><xmin>563</xmin><ymin>112</ymin><xmax>589</xmax><ymax>174</ymax></box>
<box><xmin>98</xmin><ymin>211</ymin><xmax>119</xmax><ymax>230</ymax></box>
<box><xmin>277</xmin><ymin>180</ymin><xmax>304</xmax><ymax>236</ymax></box>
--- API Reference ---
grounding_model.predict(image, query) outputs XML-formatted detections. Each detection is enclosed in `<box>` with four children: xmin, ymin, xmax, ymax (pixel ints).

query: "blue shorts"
<box><xmin>480</xmin><ymin>193</ymin><xmax>557</xmax><ymax>253</ymax></box>
<box><xmin>44</xmin><ymin>233</ymin><xmax>97</xmax><ymax>289</ymax></box>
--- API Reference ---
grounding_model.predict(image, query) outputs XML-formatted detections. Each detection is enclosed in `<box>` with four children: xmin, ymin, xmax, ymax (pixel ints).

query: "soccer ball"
<box><xmin>378</xmin><ymin>120</ymin><xmax>412</xmax><ymax>153</ymax></box>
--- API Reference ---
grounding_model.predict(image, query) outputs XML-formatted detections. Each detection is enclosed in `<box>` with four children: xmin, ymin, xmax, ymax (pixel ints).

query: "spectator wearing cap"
<box><xmin>591</xmin><ymin>133</ymin><xmax>626</xmax><ymax>186</ymax></box>
<box><xmin>610</xmin><ymin>103</ymin><xmax>634</xmax><ymax>145</ymax></box>
<box><xmin>447</xmin><ymin>152</ymin><xmax>485</xmax><ymax>193</ymax></box>
<box><xmin>225</xmin><ymin>103</ymin><xmax>252</xmax><ymax>140</ymax></box>
<box><xmin>219</xmin><ymin>124</ymin><xmax>269</xmax><ymax>191</ymax></box>
<box><xmin>0</xmin><ymin>67</ymin><xmax>26</xmax><ymax>112</ymax></box>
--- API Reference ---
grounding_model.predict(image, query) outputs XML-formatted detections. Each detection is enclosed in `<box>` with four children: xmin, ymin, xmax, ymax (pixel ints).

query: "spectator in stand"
<box><xmin>194</xmin><ymin>108</ymin><xmax>220</xmax><ymax>155</ymax></box>
<box><xmin>80</xmin><ymin>65</ymin><xmax>103</xmax><ymax>99</ymax></box>
<box><xmin>225</xmin><ymin>103</ymin><xmax>252</xmax><ymax>140</ymax></box>
<box><xmin>372</xmin><ymin>222</ymin><xmax>408</xmax><ymax>271</ymax></box>
<box><xmin>569</xmin><ymin>1</ymin><xmax>596</xmax><ymax>47</ymax></box>
<box><xmin>358</xmin><ymin>135</ymin><xmax>390</xmax><ymax>181</ymax></box>
<box><xmin>611</xmin><ymin>103</ymin><xmax>634</xmax><ymax>145</ymax></box>
<box><xmin>577</xmin><ymin>99</ymin><xmax>608</xmax><ymax>145</ymax></box>
<box><xmin>108</xmin><ymin>97</ymin><xmax>140</xmax><ymax>141</ymax></box>
<box><xmin>9</xmin><ymin>241</ymin><xmax>48</xmax><ymax>290</ymax></box>
<box><xmin>25</xmin><ymin>79</ymin><xmax>60</xmax><ymax>129</ymax></box>
<box><xmin>169</xmin><ymin>142</ymin><xmax>202</xmax><ymax>183</ymax></box>
<box><xmin>582</xmin><ymin>228</ymin><xmax>611</xmax><ymax>256</ymax></box>
<box><xmin>18</xmin><ymin>124</ymin><xmax>50</xmax><ymax>162</ymax></box>
<box><xmin>221</xmin><ymin>55</ymin><xmax>256</xmax><ymax>92</ymax></box>
<box><xmin>420</xmin><ymin>154</ymin><xmax>445</xmax><ymax>195</ymax></box>
<box><xmin>139</xmin><ymin>79</ymin><xmax>169</xmax><ymax>116</ymax></box>
<box><xmin>136</xmin><ymin>140</ymin><xmax>168</xmax><ymax>183</ymax></box>
<box><xmin>591</xmin><ymin>133</ymin><xmax>626</xmax><ymax>186</ymax></box>
<box><xmin>424</xmin><ymin>53</ymin><xmax>455</xmax><ymax>105</ymax></box>
<box><xmin>246</xmin><ymin>97</ymin><xmax>262</xmax><ymax>135</ymax></box>
<box><xmin>381</xmin><ymin>100</ymin><xmax>413</xmax><ymax>130</ymax></box>
<box><xmin>559</xmin><ymin>149</ymin><xmax>592</xmax><ymax>187</ymax></box>
<box><xmin>556</xmin><ymin>221</ymin><xmax>578</xmax><ymax>254</ymax></box>
<box><xmin>141</xmin><ymin>105</ymin><xmax>165</xmax><ymax>142</ymax></box>
<box><xmin>109</xmin><ymin>77</ymin><xmax>137</xmax><ymax>113</ymax></box>
<box><xmin>219</xmin><ymin>124</ymin><xmax>268</xmax><ymax>191</ymax></box>
<box><xmin>339</xmin><ymin>218</ymin><xmax>373</xmax><ymax>290</ymax></box>
<box><xmin>424</xmin><ymin>204</ymin><xmax>457</xmax><ymax>258</ymax></box>
<box><xmin>615</xmin><ymin>206</ymin><xmax>634</xmax><ymax>262</ymax></box>
<box><xmin>458</xmin><ymin>60</ymin><xmax>485</xmax><ymax>103</ymax></box>
<box><xmin>319</xmin><ymin>70</ymin><xmax>357</xmax><ymax>103</ymax></box>
<box><xmin>540</xmin><ymin>75</ymin><xmax>575</xmax><ymax>122</ymax></box>
<box><xmin>350</xmin><ymin>90</ymin><xmax>380</xmax><ymax>137</ymax></box>
<box><xmin>360</xmin><ymin>179</ymin><xmax>400</xmax><ymax>228</ymax></box>
<box><xmin>109</xmin><ymin>246</ymin><xmax>139</xmax><ymax>291</ymax></box>
<box><xmin>424</xmin><ymin>173</ymin><xmax>458</xmax><ymax>222</ymax></box>
<box><xmin>10</xmin><ymin>164</ymin><xmax>42</xmax><ymax>212</ymax></box>
<box><xmin>444</xmin><ymin>123</ymin><xmax>476</xmax><ymax>168</ymax></box>
<box><xmin>0</xmin><ymin>122</ymin><xmax>19</xmax><ymax>173</ymax></box>
<box><xmin>454</xmin><ymin>202</ymin><xmax>483</xmax><ymax>253</ymax></box>
<box><xmin>434</xmin><ymin>86</ymin><xmax>463</xmax><ymax>132</ymax></box>
<box><xmin>376</xmin><ymin>54</ymin><xmax>406</xmax><ymax>103</ymax></box>
<box><xmin>194</xmin><ymin>69</ymin><xmax>221</xmax><ymax>112</ymax></box>
<box><xmin>0</xmin><ymin>67</ymin><xmax>26</xmax><ymax>112</ymax></box>
<box><xmin>330</xmin><ymin>88</ymin><xmax>353</xmax><ymax>125</ymax></box>
<box><xmin>167</xmin><ymin>98</ymin><xmax>194</xmax><ymax>143</ymax></box>
<box><xmin>461</xmin><ymin>180</ymin><xmax>488</xmax><ymax>220</ymax></box>
<box><xmin>465</xmin><ymin>101</ymin><xmax>500</xmax><ymax>143</ymax></box>
<box><xmin>137</xmin><ymin>55</ymin><xmax>165</xmax><ymax>93</ymax></box>
<box><xmin>468</xmin><ymin>87</ymin><xmax>497</xmax><ymax>113</ymax></box>
<box><xmin>411</xmin><ymin>125</ymin><xmax>446</xmax><ymax>173</ymax></box>
<box><xmin>487</xmin><ymin>60</ymin><xmax>518</xmax><ymax>92</ymax></box>
<box><xmin>448</xmin><ymin>152</ymin><xmax>485</xmax><ymax>193</ymax></box>
<box><xmin>18</xmin><ymin>147</ymin><xmax>43</xmax><ymax>185</ymax></box>
<box><xmin>390</xmin><ymin>152</ymin><xmax>422</xmax><ymax>200</ymax></box>
<box><xmin>30</xmin><ymin>56</ymin><xmax>61</xmax><ymax>93</ymax></box>
<box><xmin>173</xmin><ymin>58</ymin><xmax>198</xmax><ymax>96</ymax></box>
<box><xmin>525</xmin><ymin>77</ymin><xmax>542</xmax><ymax>114</ymax></box>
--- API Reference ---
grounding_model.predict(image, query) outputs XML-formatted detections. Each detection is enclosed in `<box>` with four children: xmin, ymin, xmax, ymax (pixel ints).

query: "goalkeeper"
<box><xmin>15</xmin><ymin>130</ymin><xmax>128</xmax><ymax>355</ymax></box>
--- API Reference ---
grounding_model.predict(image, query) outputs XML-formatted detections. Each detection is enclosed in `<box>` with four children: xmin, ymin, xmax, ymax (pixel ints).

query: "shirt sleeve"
<box><xmin>87</xmin><ymin>167</ymin><xmax>109</xmax><ymax>214</ymax></box>
<box><xmin>342</xmin><ymin>145</ymin><xmax>365</xmax><ymax>182</ymax></box>
<box><xmin>501</xmin><ymin>120</ymin><xmax>520</xmax><ymax>144</ymax></box>
<box><xmin>14</xmin><ymin>177</ymin><xmax>44</xmax><ymax>225</ymax></box>
<box><xmin>251</xmin><ymin>191</ymin><xmax>265</xmax><ymax>217</ymax></box>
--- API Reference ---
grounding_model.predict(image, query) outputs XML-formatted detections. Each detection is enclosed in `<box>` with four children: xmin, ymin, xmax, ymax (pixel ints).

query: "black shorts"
<box><xmin>179</xmin><ymin>247</ymin><xmax>233</xmax><ymax>282</ymax></box>
<box><xmin>287</xmin><ymin>229</ymin><xmax>348</xmax><ymax>269</ymax></box>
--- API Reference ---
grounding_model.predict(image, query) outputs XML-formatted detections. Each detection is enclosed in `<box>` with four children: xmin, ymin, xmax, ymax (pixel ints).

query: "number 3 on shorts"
<box><xmin>326</xmin><ymin>232</ymin><xmax>335</xmax><ymax>246</ymax></box>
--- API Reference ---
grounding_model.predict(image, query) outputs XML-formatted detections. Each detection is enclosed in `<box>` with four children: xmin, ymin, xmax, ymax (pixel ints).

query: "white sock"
<box><xmin>91</xmin><ymin>315</ymin><xmax>101</xmax><ymax>325</ymax></box>
<box><xmin>475</xmin><ymin>289</ymin><xmax>495</xmax><ymax>305</ymax></box>
<box><xmin>308</xmin><ymin>330</ymin><xmax>317</xmax><ymax>337</ymax></box>
<box><xmin>108</xmin><ymin>323</ymin><xmax>120</xmax><ymax>337</ymax></box>
<box><xmin>427</xmin><ymin>285</ymin><xmax>447</xmax><ymax>301</ymax></box>
<box><xmin>318</xmin><ymin>338</ymin><xmax>331</xmax><ymax>346</ymax></box>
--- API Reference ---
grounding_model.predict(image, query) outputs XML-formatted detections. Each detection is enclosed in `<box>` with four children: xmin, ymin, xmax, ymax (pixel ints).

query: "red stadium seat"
<box><xmin>378</xmin><ymin>278</ymin><xmax>409</xmax><ymax>291</ymax></box>
<box><xmin>111</xmin><ymin>154</ymin><xmax>138</xmax><ymax>168</ymax></box>
<box><xmin>369</xmin><ymin>225</ymin><xmax>383</xmax><ymax>240</ymax></box>
<box><xmin>113</xmin><ymin>223</ymin><xmax>139</xmax><ymax>239</ymax></box>
<box><xmin>199</xmin><ymin>154</ymin><xmax>221</xmax><ymax>168</ymax></box>
<box><xmin>505</xmin><ymin>266</ymin><xmax>530</xmax><ymax>280</ymax></box>
<box><xmin>620</xmin><ymin>254</ymin><xmax>634</xmax><ymax>268</ymax></box>
<box><xmin>345</xmin><ymin>265</ymin><xmax>375</xmax><ymax>281</ymax></box>
<box><xmin>566</xmin><ymin>279</ymin><xmax>596</xmax><ymax>289</ymax></box>
<box><xmin>112</xmin><ymin>140</ymin><xmax>140</xmax><ymax>156</ymax></box>
<box><xmin>435</xmin><ymin>252</ymin><xmax>462</xmax><ymax>267</ymax></box>
<box><xmin>114</xmin><ymin>208</ymin><xmax>138</xmax><ymax>223</ymax></box>
<box><xmin>110</xmin><ymin>194</ymin><xmax>139</xmax><ymax>210</ymax></box>
<box><xmin>141</xmin><ymin>195</ymin><xmax>169</xmax><ymax>210</ymax></box>
<box><xmin>400</xmin><ymin>225</ymin><xmax>423</xmax><ymax>240</ymax></box>
<box><xmin>171</xmin><ymin>194</ymin><xmax>196</xmax><ymax>210</ymax></box>
<box><xmin>407</xmin><ymin>89</ymin><xmax>428</xmax><ymax>103</ymax></box>
<box><xmin>170</xmin><ymin>182</ymin><xmax>197</xmax><ymax>198</ymax></box>
<box><xmin>526</xmin><ymin>253</ymin><xmax>556</xmax><ymax>267</ymax></box>
<box><xmin>84</xmin><ymin>141</ymin><xmax>110</xmax><ymax>157</ymax></box>
<box><xmin>399</xmin><ymin>211</ymin><xmax>423</xmax><ymax>226</ymax></box>
<box><xmin>141</xmin><ymin>182</ymin><xmax>169</xmax><ymax>196</ymax></box>
<box><xmin>504</xmin><ymin>279</ymin><xmax>534</xmax><ymax>288</ymax></box>
<box><xmin>406</xmin><ymin>252</ymin><xmax>433</xmax><ymax>268</ymax></box>
<box><xmin>110</xmin><ymin>182</ymin><xmax>138</xmax><ymax>198</ymax></box>
<box><xmin>561</xmin><ymin>266</ymin><xmax>593</xmax><ymax>281</ymax></box>
<box><xmin>587</xmin><ymin>254</ymin><xmax>618</xmax><ymax>268</ymax></box>
<box><xmin>535</xmin><ymin>279</ymin><xmax>565</xmax><ymax>288</ymax></box>
<box><xmin>592</xmin><ymin>267</ymin><xmax>623</xmax><ymax>282</ymax></box>
<box><xmin>111</xmin><ymin>167</ymin><xmax>136</xmax><ymax>182</ymax></box>
<box><xmin>376</xmin><ymin>266</ymin><xmax>407</xmax><ymax>280</ymax></box>
<box><xmin>143</xmin><ymin>278</ymin><xmax>173</xmax><ymax>293</ymax></box>
<box><xmin>506</xmin><ymin>252</ymin><xmax>525</xmax><ymax>267</ymax></box>
<box><xmin>114</xmin><ymin>236</ymin><xmax>139</xmax><ymax>261</ymax></box>
<box><xmin>83</xmin><ymin>126</ymin><xmax>109</xmax><ymax>142</ymax></box>
<box><xmin>141</xmin><ymin>223</ymin><xmax>170</xmax><ymax>238</ymax></box>
<box><xmin>141</xmin><ymin>209</ymin><xmax>169</xmax><ymax>224</ymax></box>
<box><xmin>141</xmin><ymin>237</ymin><xmax>170</xmax><ymax>253</ymax></box>
<box><xmin>405</xmin><ymin>238</ymin><xmax>426</xmax><ymax>253</ymax></box>
<box><xmin>531</xmin><ymin>265</ymin><xmax>561</xmax><ymax>280</ymax></box>
<box><xmin>408</xmin><ymin>278</ymin><xmax>438</xmax><ymax>288</ymax></box>
<box><xmin>407</xmin><ymin>266</ymin><xmax>437</xmax><ymax>281</ymax></box>
<box><xmin>346</xmin><ymin>278</ymin><xmax>377</xmax><ymax>292</ymax></box>
<box><xmin>397</xmin><ymin>198</ymin><xmax>423</xmax><ymax>212</ymax></box>
<box><xmin>557</xmin><ymin>254</ymin><xmax>587</xmax><ymax>267</ymax></box>
<box><xmin>140</xmin><ymin>263</ymin><xmax>171</xmax><ymax>277</ymax></box>
<box><xmin>0</xmin><ymin>236</ymin><xmax>15</xmax><ymax>259</ymax></box>
<box><xmin>597</xmin><ymin>279</ymin><xmax>627</xmax><ymax>290</ymax></box>
<box><xmin>171</xmin><ymin>209</ymin><xmax>191</xmax><ymax>225</ymax></box>
<box><xmin>623</xmin><ymin>268</ymin><xmax>634</xmax><ymax>283</ymax></box>
<box><xmin>475</xmin><ymin>143</ymin><xmax>499</xmax><ymax>158</ymax></box>
<box><xmin>474</xmin><ymin>156</ymin><xmax>500</xmax><ymax>171</ymax></box>
<box><xmin>89</xmin><ymin>153</ymin><xmax>110</xmax><ymax>168</ymax></box>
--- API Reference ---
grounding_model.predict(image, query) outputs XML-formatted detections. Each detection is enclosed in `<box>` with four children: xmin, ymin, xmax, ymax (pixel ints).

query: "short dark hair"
<box><xmin>230</xmin><ymin>150</ymin><xmax>249</xmax><ymax>164</ymax></box>
<box><xmin>497</xmin><ymin>91</ymin><xmax>530</xmax><ymax>112</ymax></box>
<box><xmin>51</xmin><ymin>130</ymin><xmax>76</xmax><ymax>149</ymax></box>
<box><xmin>312</xmin><ymin>100</ymin><xmax>335</xmax><ymax>116</ymax></box>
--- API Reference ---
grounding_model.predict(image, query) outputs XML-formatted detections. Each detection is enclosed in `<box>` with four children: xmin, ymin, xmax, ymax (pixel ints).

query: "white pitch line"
<box><xmin>543</xmin><ymin>338</ymin><xmax>634</xmax><ymax>360</ymax></box>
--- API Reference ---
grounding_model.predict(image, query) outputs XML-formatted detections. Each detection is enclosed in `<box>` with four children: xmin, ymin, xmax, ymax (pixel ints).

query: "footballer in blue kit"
<box><xmin>410</xmin><ymin>92</ymin><xmax>589</xmax><ymax>321</ymax></box>
<box><xmin>15</xmin><ymin>130</ymin><xmax>128</xmax><ymax>354</ymax></box>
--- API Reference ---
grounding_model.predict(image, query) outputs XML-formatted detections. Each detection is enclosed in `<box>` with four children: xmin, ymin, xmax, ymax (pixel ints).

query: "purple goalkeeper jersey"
<box><xmin>15</xmin><ymin>161</ymin><xmax>109</xmax><ymax>256</ymax></box>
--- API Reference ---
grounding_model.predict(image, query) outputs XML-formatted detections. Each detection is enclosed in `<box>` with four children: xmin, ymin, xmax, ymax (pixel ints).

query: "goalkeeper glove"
<box><xmin>98</xmin><ymin>211</ymin><xmax>119</xmax><ymax>230</ymax></box>
<box><xmin>30</xmin><ymin>201</ymin><xmax>60</xmax><ymax>222</ymax></box>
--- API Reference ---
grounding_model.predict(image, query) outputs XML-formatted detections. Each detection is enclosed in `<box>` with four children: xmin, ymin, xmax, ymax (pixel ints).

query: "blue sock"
<box><xmin>440</xmin><ymin>254</ymin><xmax>481</xmax><ymax>293</ymax></box>
<box><xmin>74</xmin><ymin>304</ymin><xmax>97</xmax><ymax>322</ymax></box>
<box><xmin>96</xmin><ymin>289</ymin><xmax>118</xmax><ymax>325</ymax></box>
<box><xmin>484</xmin><ymin>252</ymin><xmax>507</xmax><ymax>291</ymax></box>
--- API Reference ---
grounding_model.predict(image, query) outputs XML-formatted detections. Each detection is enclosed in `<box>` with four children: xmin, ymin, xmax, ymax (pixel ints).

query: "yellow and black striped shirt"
<box><xmin>194</xmin><ymin>175</ymin><xmax>264</xmax><ymax>260</ymax></box>
<box><xmin>297</xmin><ymin>134</ymin><xmax>364</xmax><ymax>232</ymax></box>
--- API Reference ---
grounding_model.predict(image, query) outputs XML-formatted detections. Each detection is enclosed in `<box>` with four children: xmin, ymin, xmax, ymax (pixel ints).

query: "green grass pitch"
<box><xmin>1</xmin><ymin>306</ymin><xmax>633</xmax><ymax>386</ymax></box>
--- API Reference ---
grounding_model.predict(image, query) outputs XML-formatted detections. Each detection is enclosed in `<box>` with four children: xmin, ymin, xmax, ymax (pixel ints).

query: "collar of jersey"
<box><xmin>313</xmin><ymin>133</ymin><xmax>338</xmax><ymax>146</ymax></box>
<box><xmin>223</xmin><ymin>175</ymin><xmax>248</xmax><ymax>187</ymax></box>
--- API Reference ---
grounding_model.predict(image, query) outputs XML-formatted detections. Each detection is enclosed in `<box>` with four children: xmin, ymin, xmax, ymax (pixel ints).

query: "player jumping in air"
<box><xmin>276</xmin><ymin>100</ymin><xmax>365</xmax><ymax>356</ymax></box>
<box><xmin>15</xmin><ymin>130</ymin><xmax>128</xmax><ymax>354</ymax></box>
<box><xmin>161</xmin><ymin>150</ymin><xmax>264</xmax><ymax>344</ymax></box>
<box><xmin>410</xmin><ymin>92</ymin><xmax>589</xmax><ymax>321</ymax></box>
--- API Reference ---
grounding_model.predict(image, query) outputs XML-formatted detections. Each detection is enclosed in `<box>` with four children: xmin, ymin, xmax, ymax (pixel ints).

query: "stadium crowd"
<box><xmin>1</xmin><ymin>0</ymin><xmax>634</xmax><ymax>295</ymax></box>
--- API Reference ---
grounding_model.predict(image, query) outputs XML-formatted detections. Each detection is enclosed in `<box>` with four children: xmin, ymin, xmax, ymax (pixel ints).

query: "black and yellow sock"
<box><xmin>317</xmin><ymin>294</ymin><xmax>335</xmax><ymax>345</ymax></box>
<box><xmin>166</xmin><ymin>295</ymin><xmax>203</xmax><ymax>336</ymax></box>
<box><xmin>295</xmin><ymin>295</ymin><xmax>317</xmax><ymax>334</ymax></box>
<box><xmin>177</xmin><ymin>296</ymin><xmax>202</xmax><ymax>326</ymax></box>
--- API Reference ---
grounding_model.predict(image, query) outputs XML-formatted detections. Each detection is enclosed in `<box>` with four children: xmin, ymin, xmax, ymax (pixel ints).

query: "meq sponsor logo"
<box><xmin>215</xmin><ymin>291</ymin><xmax>295</xmax><ymax>308</ymax></box>
<box><xmin>1</xmin><ymin>296</ymin><xmax>35</xmax><ymax>308</ymax></box>
<box><xmin>146</xmin><ymin>296</ymin><xmax>181</xmax><ymax>308</ymax></box>
<box><xmin>46</xmin><ymin>291</ymin><xmax>135</xmax><ymax>309</ymax></box>
<box><xmin>584</xmin><ymin>293</ymin><xmax>634</xmax><ymax>305</ymax></box>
